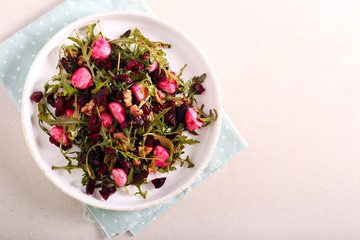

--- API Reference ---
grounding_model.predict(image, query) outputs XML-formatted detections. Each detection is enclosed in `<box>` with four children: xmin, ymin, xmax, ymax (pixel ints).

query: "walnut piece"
<box><xmin>132</xmin><ymin>159</ymin><xmax>141</xmax><ymax>166</ymax></box>
<box><xmin>98</xmin><ymin>106</ymin><xmax>106</xmax><ymax>113</ymax></box>
<box><xmin>80</xmin><ymin>99</ymin><xmax>95</xmax><ymax>116</ymax></box>
<box><xmin>77</xmin><ymin>58</ymin><xmax>84</xmax><ymax>66</ymax></box>
<box><xmin>71</xmin><ymin>49</ymin><xmax>78</xmax><ymax>58</ymax></box>
<box><xmin>123</xmin><ymin>90</ymin><xmax>132</xmax><ymax>107</ymax></box>
<box><xmin>145</xmin><ymin>111</ymin><xmax>154</xmax><ymax>121</ymax></box>
<box><xmin>113</xmin><ymin>132</ymin><xmax>127</xmax><ymax>141</ymax></box>
<box><xmin>174</xmin><ymin>99</ymin><xmax>184</xmax><ymax>106</ymax></box>
<box><xmin>155</xmin><ymin>88</ymin><xmax>166</xmax><ymax>103</ymax></box>
<box><xmin>113</xmin><ymin>132</ymin><xmax>128</xmax><ymax>150</ymax></box>
<box><xmin>130</xmin><ymin>104</ymin><xmax>143</xmax><ymax>117</ymax></box>
<box><xmin>138</xmin><ymin>146</ymin><xmax>153</xmax><ymax>157</ymax></box>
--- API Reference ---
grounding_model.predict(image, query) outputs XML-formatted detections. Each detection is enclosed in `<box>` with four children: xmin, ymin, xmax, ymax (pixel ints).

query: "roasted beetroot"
<box><xmin>30</xmin><ymin>91</ymin><xmax>43</xmax><ymax>103</ymax></box>
<box><xmin>151</xmin><ymin>177</ymin><xmax>167</xmax><ymax>189</ymax></box>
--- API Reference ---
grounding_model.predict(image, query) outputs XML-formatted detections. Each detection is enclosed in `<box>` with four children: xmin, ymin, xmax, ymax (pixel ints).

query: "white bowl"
<box><xmin>21</xmin><ymin>10</ymin><xmax>222</xmax><ymax>211</ymax></box>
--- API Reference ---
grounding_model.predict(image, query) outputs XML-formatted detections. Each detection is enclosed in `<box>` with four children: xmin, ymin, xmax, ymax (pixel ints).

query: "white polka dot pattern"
<box><xmin>0</xmin><ymin>0</ymin><xmax>247</xmax><ymax>238</ymax></box>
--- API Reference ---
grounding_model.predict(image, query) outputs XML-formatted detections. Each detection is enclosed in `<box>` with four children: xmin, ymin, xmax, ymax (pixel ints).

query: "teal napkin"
<box><xmin>0</xmin><ymin>0</ymin><xmax>248</xmax><ymax>237</ymax></box>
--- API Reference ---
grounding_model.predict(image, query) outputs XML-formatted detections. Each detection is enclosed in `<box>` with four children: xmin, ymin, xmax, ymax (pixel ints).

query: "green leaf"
<box><xmin>134</xmin><ymin>182</ymin><xmax>147</xmax><ymax>199</ymax></box>
<box><xmin>126</xmin><ymin>167</ymin><xmax>134</xmax><ymax>185</ymax></box>
<box><xmin>68</xmin><ymin>36</ymin><xmax>83</xmax><ymax>46</ymax></box>
<box><xmin>58</xmin><ymin>67</ymin><xmax>77</xmax><ymax>97</ymax></box>
<box><xmin>144</xmin><ymin>133</ymin><xmax>174</xmax><ymax>163</ymax></box>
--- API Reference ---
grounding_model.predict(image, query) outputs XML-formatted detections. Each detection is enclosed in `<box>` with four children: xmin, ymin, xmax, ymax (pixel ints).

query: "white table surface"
<box><xmin>2</xmin><ymin>0</ymin><xmax>360</xmax><ymax>239</ymax></box>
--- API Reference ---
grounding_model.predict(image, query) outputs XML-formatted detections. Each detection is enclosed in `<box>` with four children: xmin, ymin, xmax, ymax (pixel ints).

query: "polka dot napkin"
<box><xmin>0</xmin><ymin>0</ymin><xmax>248</xmax><ymax>237</ymax></box>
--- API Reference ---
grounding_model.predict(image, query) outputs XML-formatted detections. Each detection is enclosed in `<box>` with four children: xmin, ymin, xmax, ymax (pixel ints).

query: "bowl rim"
<box><xmin>21</xmin><ymin>10</ymin><xmax>222</xmax><ymax>211</ymax></box>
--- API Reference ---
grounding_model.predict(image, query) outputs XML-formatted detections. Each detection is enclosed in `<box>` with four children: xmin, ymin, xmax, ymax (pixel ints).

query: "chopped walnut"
<box><xmin>113</xmin><ymin>132</ymin><xmax>127</xmax><ymax>141</ymax></box>
<box><xmin>77</xmin><ymin>58</ymin><xmax>84</xmax><ymax>66</ymax></box>
<box><xmin>174</xmin><ymin>99</ymin><xmax>184</xmax><ymax>106</ymax></box>
<box><xmin>123</xmin><ymin>90</ymin><xmax>132</xmax><ymax>107</ymax></box>
<box><xmin>65</xmin><ymin>49</ymin><xmax>78</xmax><ymax>58</ymax></box>
<box><xmin>98</xmin><ymin>106</ymin><xmax>106</xmax><ymax>113</ymax></box>
<box><xmin>138</xmin><ymin>146</ymin><xmax>153</xmax><ymax>157</ymax></box>
<box><xmin>147</xmin><ymin>164</ymin><xmax>155</xmax><ymax>174</ymax></box>
<box><xmin>130</xmin><ymin>104</ymin><xmax>143</xmax><ymax>117</ymax></box>
<box><xmin>81</xmin><ymin>99</ymin><xmax>95</xmax><ymax>116</ymax></box>
<box><xmin>113</xmin><ymin>132</ymin><xmax>128</xmax><ymax>149</ymax></box>
<box><xmin>132</xmin><ymin>159</ymin><xmax>141</xmax><ymax>166</ymax></box>
<box><xmin>145</xmin><ymin>111</ymin><xmax>154</xmax><ymax>121</ymax></box>
<box><xmin>155</xmin><ymin>88</ymin><xmax>166</xmax><ymax>103</ymax></box>
<box><xmin>71</xmin><ymin>49</ymin><xmax>78</xmax><ymax>58</ymax></box>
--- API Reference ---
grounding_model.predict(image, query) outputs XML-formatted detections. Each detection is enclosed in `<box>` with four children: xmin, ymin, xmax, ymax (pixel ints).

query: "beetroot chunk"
<box><xmin>151</xmin><ymin>177</ymin><xmax>167</xmax><ymax>189</ymax></box>
<box><xmin>86</xmin><ymin>179</ymin><xmax>96</xmax><ymax>195</ymax></box>
<box><xmin>30</xmin><ymin>91</ymin><xmax>43</xmax><ymax>103</ymax></box>
<box><xmin>125</xmin><ymin>60</ymin><xmax>144</xmax><ymax>74</ymax></box>
<box><xmin>88</xmin><ymin>115</ymin><xmax>101</xmax><ymax>132</ymax></box>
<box><xmin>192</xmin><ymin>83</ymin><xmax>205</xmax><ymax>94</ymax></box>
<box><xmin>99</xmin><ymin>185</ymin><xmax>116</xmax><ymax>200</ymax></box>
<box><xmin>132</xmin><ymin>170</ymin><xmax>149</xmax><ymax>184</ymax></box>
<box><xmin>46</xmin><ymin>93</ymin><xmax>56</xmax><ymax>107</ymax></box>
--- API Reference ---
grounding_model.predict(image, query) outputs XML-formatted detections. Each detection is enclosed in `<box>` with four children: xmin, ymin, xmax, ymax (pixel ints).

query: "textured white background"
<box><xmin>2</xmin><ymin>0</ymin><xmax>360</xmax><ymax>239</ymax></box>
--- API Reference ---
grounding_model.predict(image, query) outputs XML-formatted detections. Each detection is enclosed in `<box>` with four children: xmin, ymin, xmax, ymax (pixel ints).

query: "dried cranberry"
<box><xmin>99</xmin><ymin>185</ymin><xmax>116</xmax><ymax>200</ymax></box>
<box><xmin>60</xmin><ymin>57</ymin><xmax>71</xmax><ymax>73</ymax></box>
<box><xmin>132</xmin><ymin>170</ymin><xmax>149</xmax><ymax>184</ymax></box>
<box><xmin>152</xmin><ymin>104</ymin><xmax>160</xmax><ymax>113</ymax></box>
<box><xmin>192</xmin><ymin>83</ymin><xmax>205</xmax><ymax>94</ymax></box>
<box><xmin>110</xmin><ymin>85</ymin><xmax>123</xmax><ymax>101</ymax></box>
<box><xmin>86</xmin><ymin>179</ymin><xmax>96</xmax><ymax>195</ymax></box>
<box><xmin>64</xmin><ymin>96</ymin><xmax>74</xmax><ymax>111</ymax></box>
<box><xmin>30</xmin><ymin>91</ymin><xmax>43</xmax><ymax>103</ymax></box>
<box><xmin>87</xmin><ymin>132</ymin><xmax>99</xmax><ymax>140</ymax></box>
<box><xmin>118</xmin><ymin>157</ymin><xmax>132</xmax><ymax>170</ymax></box>
<box><xmin>125</xmin><ymin>60</ymin><xmax>138</xmax><ymax>71</ymax></box>
<box><xmin>154</xmin><ymin>68</ymin><xmax>166</xmax><ymax>82</ymax></box>
<box><xmin>49</xmin><ymin>136</ymin><xmax>72</xmax><ymax>150</ymax></box>
<box><xmin>151</xmin><ymin>177</ymin><xmax>167</xmax><ymax>189</ymax></box>
<box><xmin>133</xmin><ymin>148</ymin><xmax>140</xmax><ymax>157</ymax></box>
<box><xmin>104</xmin><ymin>147</ymin><xmax>116</xmax><ymax>156</ymax></box>
<box><xmin>77</xmin><ymin>89</ymin><xmax>91</xmax><ymax>106</ymax></box>
<box><xmin>97</xmin><ymin>162</ymin><xmax>108</xmax><ymax>176</ymax></box>
<box><xmin>95</xmin><ymin>58</ymin><xmax>113</xmax><ymax>71</ymax></box>
<box><xmin>139</xmin><ymin>54</ymin><xmax>150</xmax><ymax>60</ymax></box>
<box><xmin>55</xmin><ymin>97</ymin><xmax>66</xmax><ymax>116</ymax></box>
<box><xmin>176</xmin><ymin>103</ymin><xmax>188</xmax><ymax>122</ymax></box>
<box><xmin>46</xmin><ymin>93</ymin><xmax>56</xmax><ymax>107</ymax></box>
<box><xmin>88</xmin><ymin>116</ymin><xmax>101</xmax><ymax>132</ymax></box>
<box><xmin>165</xmin><ymin>112</ymin><xmax>177</xmax><ymax>126</ymax></box>
<box><xmin>66</xmin><ymin>54</ymin><xmax>78</xmax><ymax>73</ymax></box>
<box><xmin>120</xmin><ymin>118</ymin><xmax>130</xmax><ymax>129</ymax></box>
<box><xmin>79</xmin><ymin>152</ymin><xmax>87</xmax><ymax>164</ymax></box>
<box><xmin>113</xmin><ymin>74</ymin><xmax>133</xmax><ymax>84</ymax></box>
<box><xmin>92</xmin><ymin>87</ymin><xmax>109</xmax><ymax>98</ymax></box>
<box><xmin>145</xmin><ymin>135</ymin><xmax>154</xmax><ymax>147</ymax></box>
<box><xmin>124</xmin><ymin>60</ymin><xmax>144</xmax><ymax>74</ymax></box>
<box><xmin>141</xmin><ymin>104</ymin><xmax>151</xmax><ymax>115</ymax></box>
<box><xmin>160</xmin><ymin>101</ymin><xmax>175</xmax><ymax>112</ymax></box>
<box><xmin>88</xmin><ymin>148</ymin><xmax>103</xmax><ymax>166</ymax></box>
<box><xmin>95</xmin><ymin>95</ymin><xmax>107</xmax><ymax>106</ymax></box>
<box><xmin>133</xmin><ymin>116</ymin><xmax>145</xmax><ymax>128</ymax></box>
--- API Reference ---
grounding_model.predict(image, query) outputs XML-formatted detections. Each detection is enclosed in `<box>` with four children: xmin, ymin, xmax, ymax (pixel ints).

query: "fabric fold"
<box><xmin>0</xmin><ymin>0</ymin><xmax>248</xmax><ymax>238</ymax></box>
